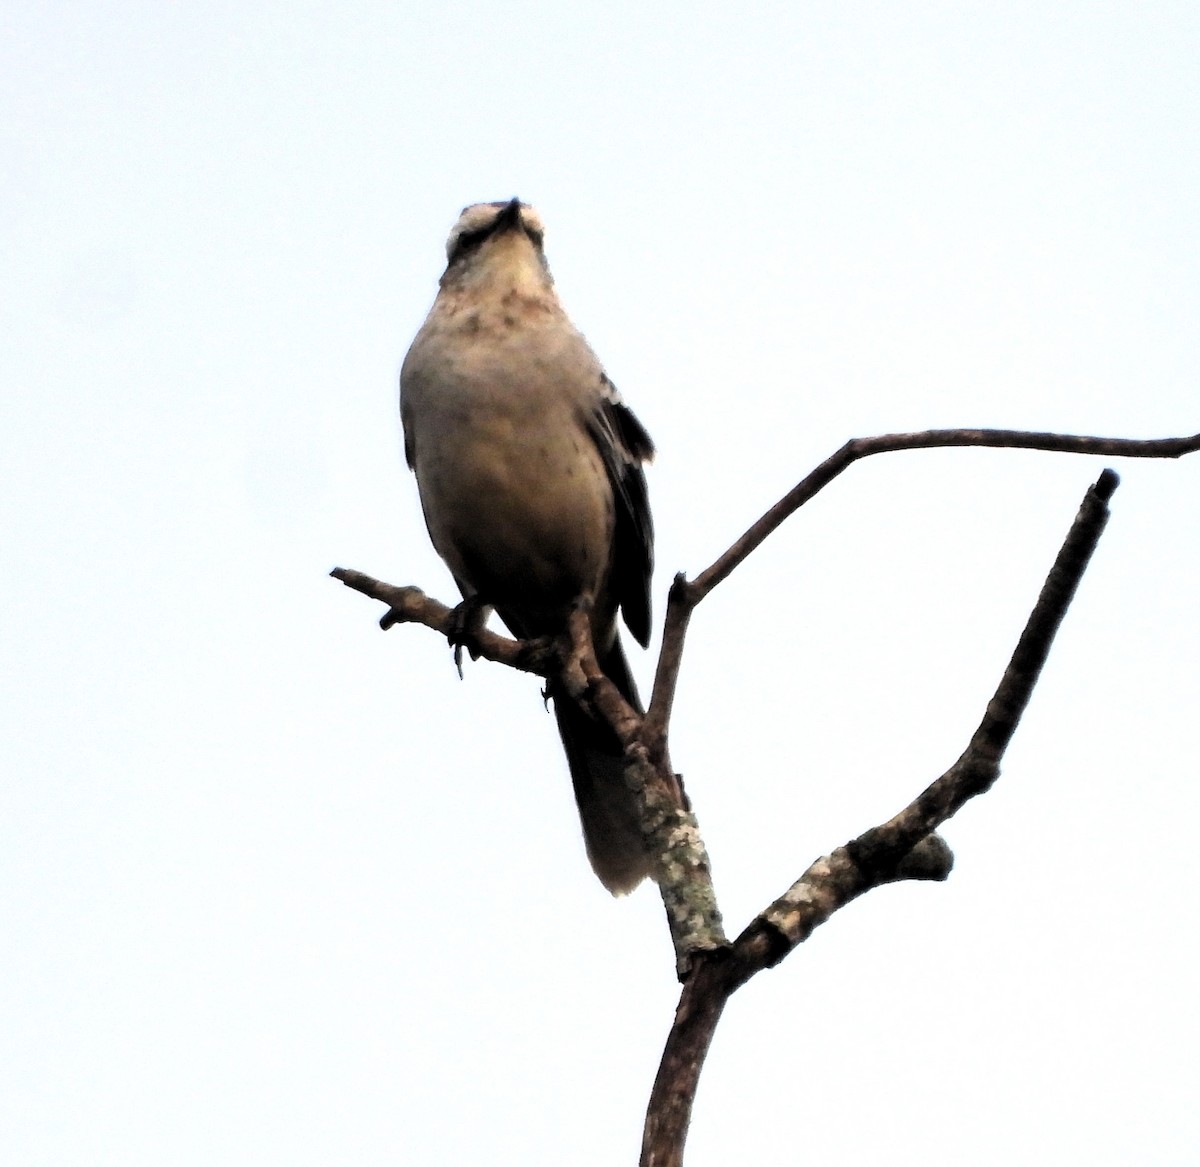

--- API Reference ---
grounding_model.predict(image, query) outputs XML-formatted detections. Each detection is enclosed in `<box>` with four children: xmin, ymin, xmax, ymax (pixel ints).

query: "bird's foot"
<box><xmin>447</xmin><ymin>596</ymin><xmax>488</xmax><ymax>679</ymax></box>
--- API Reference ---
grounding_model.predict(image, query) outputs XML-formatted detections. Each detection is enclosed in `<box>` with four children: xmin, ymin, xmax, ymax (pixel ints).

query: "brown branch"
<box><xmin>336</xmin><ymin>441</ymin><xmax>1151</xmax><ymax>1164</ymax></box>
<box><xmin>331</xmin><ymin>568</ymin><xmax>727</xmax><ymax>973</ymax></box>
<box><xmin>329</xmin><ymin>568</ymin><xmax>558</xmax><ymax>676</ymax></box>
<box><xmin>638</xmin><ymin>469</ymin><xmax>1120</xmax><ymax>1167</ymax></box>
<box><xmin>561</xmin><ymin>609</ymin><xmax>728</xmax><ymax>974</ymax></box>
<box><xmin>643</xmin><ymin>429</ymin><xmax>1197</xmax><ymax>772</ymax></box>
<box><xmin>642</xmin><ymin>574</ymin><xmax>693</xmax><ymax>759</ymax></box>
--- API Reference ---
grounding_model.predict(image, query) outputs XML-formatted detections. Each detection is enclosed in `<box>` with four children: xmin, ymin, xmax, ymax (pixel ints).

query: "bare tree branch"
<box><xmin>329</xmin><ymin>569</ymin><xmax>559</xmax><ymax>676</ymax></box>
<box><xmin>638</xmin><ymin>468</ymin><xmax>1120</xmax><ymax>1167</ymax></box>
<box><xmin>330</xmin><ymin>568</ymin><xmax>728</xmax><ymax>974</ymax></box>
<box><xmin>696</xmin><ymin>430</ymin><xmax>1171</xmax><ymax>599</ymax></box>
<box><xmin>643</xmin><ymin>429</ymin><xmax>1197</xmax><ymax>772</ymax></box>
<box><xmin>333</xmin><ymin>428</ymin><xmax>1193</xmax><ymax>1167</ymax></box>
<box><xmin>562</xmin><ymin>609</ymin><xmax>729</xmax><ymax>973</ymax></box>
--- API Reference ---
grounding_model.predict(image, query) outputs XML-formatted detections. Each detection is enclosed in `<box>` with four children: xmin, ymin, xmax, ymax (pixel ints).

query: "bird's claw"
<box><xmin>447</xmin><ymin>596</ymin><xmax>487</xmax><ymax>679</ymax></box>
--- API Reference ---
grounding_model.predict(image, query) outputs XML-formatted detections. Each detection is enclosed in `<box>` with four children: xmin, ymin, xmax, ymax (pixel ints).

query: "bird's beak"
<box><xmin>493</xmin><ymin>198</ymin><xmax>524</xmax><ymax>232</ymax></box>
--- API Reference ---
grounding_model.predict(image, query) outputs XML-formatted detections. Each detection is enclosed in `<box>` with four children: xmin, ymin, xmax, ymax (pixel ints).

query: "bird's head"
<box><xmin>440</xmin><ymin>198</ymin><xmax>551</xmax><ymax>291</ymax></box>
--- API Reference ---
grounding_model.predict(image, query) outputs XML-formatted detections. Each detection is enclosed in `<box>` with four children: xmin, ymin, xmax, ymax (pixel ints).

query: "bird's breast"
<box><xmin>403</xmin><ymin>343</ymin><xmax>615</xmax><ymax>634</ymax></box>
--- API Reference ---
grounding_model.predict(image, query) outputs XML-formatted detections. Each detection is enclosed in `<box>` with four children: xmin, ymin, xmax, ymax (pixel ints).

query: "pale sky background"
<box><xmin>3</xmin><ymin>3</ymin><xmax>1198</xmax><ymax>1164</ymax></box>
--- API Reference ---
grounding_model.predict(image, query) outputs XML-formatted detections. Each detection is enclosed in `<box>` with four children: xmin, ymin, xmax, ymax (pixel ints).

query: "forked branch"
<box><xmin>329</xmin><ymin>569</ymin><xmax>726</xmax><ymax>973</ymax></box>
<box><xmin>639</xmin><ymin>467</ymin><xmax>1120</xmax><ymax>1167</ymax></box>
<box><xmin>333</xmin><ymin>426</ymin><xmax>1195</xmax><ymax>1167</ymax></box>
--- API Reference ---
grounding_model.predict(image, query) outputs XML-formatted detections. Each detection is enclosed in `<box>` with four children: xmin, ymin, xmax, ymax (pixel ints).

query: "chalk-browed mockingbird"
<box><xmin>400</xmin><ymin>199</ymin><xmax>655</xmax><ymax>894</ymax></box>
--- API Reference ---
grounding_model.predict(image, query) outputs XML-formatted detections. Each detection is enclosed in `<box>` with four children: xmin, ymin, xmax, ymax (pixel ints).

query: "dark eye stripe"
<box><xmin>448</xmin><ymin>216</ymin><xmax>543</xmax><ymax>264</ymax></box>
<box><xmin>448</xmin><ymin>227</ymin><xmax>492</xmax><ymax>263</ymax></box>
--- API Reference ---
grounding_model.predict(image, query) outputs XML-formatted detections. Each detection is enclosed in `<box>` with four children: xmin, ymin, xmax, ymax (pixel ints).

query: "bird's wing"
<box><xmin>583</xmin><ymin>372</ymin><xmax>655</xmax><ymax>648</ymax></box>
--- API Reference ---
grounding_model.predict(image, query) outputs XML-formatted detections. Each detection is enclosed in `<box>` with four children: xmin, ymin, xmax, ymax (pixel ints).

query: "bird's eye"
<box><xmin>448</xmin><ymin>228</ymin><xmax>491</xmax><ymax>264</ymax></box>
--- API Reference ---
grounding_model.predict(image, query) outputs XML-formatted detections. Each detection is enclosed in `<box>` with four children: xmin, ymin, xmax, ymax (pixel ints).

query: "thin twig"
<box><xmin>329</xmin><ymin>568</ymin><xmax>559</xmax><ymax>676</ymax></box>
<box><xmin>643</xmin><ymin>574</ymin><xmax>693</xmax><ymax>757</ymax></box>
<box><xmin>693</xmin><ymin>430</ymin><xmax>1171</xmax><ymax>599</ymax></box>
<box><xmin>643</xmin><ymin>429</ymin><xmax>1197</xmax><ymax>765</ymax></box>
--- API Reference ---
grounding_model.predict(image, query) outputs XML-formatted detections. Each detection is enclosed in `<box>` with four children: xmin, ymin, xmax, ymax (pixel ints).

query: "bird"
<box><xmin>399</xmin><ymin>198</ymin><xmax>656</xmax><ymax>894</ymax></box>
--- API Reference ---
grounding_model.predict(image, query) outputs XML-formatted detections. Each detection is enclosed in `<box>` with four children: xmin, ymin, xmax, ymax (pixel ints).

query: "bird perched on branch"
<box><xmin>399</xmin><ymin>199</ymin><xmax>655</xmax><ymax>894</ymax></box>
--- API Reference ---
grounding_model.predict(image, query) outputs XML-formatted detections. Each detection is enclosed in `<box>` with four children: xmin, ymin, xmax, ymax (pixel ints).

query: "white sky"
<box><xmin>3</xmin><ymin>3</ymin><xmax>1198</xmax><ymax>1164</ymax></box>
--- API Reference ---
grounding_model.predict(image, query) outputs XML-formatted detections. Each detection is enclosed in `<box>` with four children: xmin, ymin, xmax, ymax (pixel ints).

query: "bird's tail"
<box><xmin>553</xmin><ymin>636</ymin><xmax>651</xmax><ymax>895</ymax></box>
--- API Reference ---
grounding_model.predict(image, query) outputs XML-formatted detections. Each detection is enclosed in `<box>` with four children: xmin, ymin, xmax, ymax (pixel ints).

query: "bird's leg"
<box><xmin>446</xmin><ymin>595</ymin><xmax>489</xmax><ymax>679</ymax></box>
<box><xmin>561</xmin><ymin>597</ymin><xmax>598</xmax><ymax>701</ymax></box>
